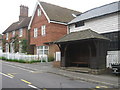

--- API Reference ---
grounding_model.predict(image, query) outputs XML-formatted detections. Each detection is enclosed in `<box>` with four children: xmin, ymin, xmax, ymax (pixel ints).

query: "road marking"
<box><xmin>7</xmin><ymin>73</ymin><xmax>14</xmax><ymax>77</ymax></box>
<box><xmin>28</xmin><ymin>84</ymin><xmax>38</xmax><ymax>89</ymax></box>
<box><xmin>0</xmin><ymin>72</ymin><xmax>13</xmax><ymax>79</ymax></box>
<box><xmin>96</xmin><ymin>86</ymin><xmax>108</xmax><ymax>88</ymax></box>
<box><xmin>31</xmin><ymin>71</ymin><xmax>44</xmax><ymax>74</ymax></box>
<box><xmin>21</xmin><ymin>79</ymin><xmax>32</xmax><ymax>85</ymax></box>
<box><xmin>96</xmin><ymin>86</ymin><xmax>100</xmax><ymax>88</ymax></box>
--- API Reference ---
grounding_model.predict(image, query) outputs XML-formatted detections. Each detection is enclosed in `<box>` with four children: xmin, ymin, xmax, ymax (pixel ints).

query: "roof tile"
<box><xmin>54</xmin><ymin>29</ymin><xmax>110</xmax><ymax>44</ymax></box>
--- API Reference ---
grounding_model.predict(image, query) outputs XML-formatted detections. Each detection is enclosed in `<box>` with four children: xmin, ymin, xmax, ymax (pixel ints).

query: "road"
<box><xmin>1</xmin><ymin>61</ymin><xmax>111</xmax><ymax>90</ymax></box>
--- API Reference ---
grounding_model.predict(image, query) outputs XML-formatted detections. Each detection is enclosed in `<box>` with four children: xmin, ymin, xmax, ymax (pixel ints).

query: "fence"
<box><xmin>107</xmin><ymin>51</ymin><xmax>120</xmax><ymax>68</ymax></box>
<box><xmin>0</xmin><ymin>51</ymin><xmax>119</xmax><ymax>67</ymax></box>
<box><xmin>0</xmin><ymin>52</ymin><xmax>48</xmax><ymax>62</ymax></box>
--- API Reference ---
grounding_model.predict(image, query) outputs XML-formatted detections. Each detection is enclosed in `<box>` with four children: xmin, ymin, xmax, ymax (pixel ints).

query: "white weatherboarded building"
<box><xmin>68</xmin><ymin>1</ymin><xmax>120</xmax><ymax>68</ymax></box>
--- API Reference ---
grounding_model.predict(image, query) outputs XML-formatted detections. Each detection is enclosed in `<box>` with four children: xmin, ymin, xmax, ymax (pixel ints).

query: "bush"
<box><xmin>0</xmin><ymin>57</ymin><xmax>7</xmax><ymax>60</ymax></box>
<box><xmin>48</xmin><ymin>56</ymin><xmax>54</xmax><ymax>62</ymax></box>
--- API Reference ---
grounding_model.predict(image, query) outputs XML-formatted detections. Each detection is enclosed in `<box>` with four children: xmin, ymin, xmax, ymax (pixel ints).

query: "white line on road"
<box><xmin>0</xmin><ymin>72</ymin><xmax>13</xmax><ymax>79</ymax></box>
<box><xmin>28</xmin><ymin>84</ymin><xmax>38</xmax><ymax>89</ymax></box>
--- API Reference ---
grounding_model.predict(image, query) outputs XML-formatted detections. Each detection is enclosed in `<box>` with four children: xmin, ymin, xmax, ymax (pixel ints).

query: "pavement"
<box><xmin>1</xmin><ymin>61</ymin><xmax>120</xmax><ymax>88</ymax></box>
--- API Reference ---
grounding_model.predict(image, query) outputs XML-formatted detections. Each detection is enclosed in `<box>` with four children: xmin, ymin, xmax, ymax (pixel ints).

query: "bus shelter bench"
<box><xmin>71</xmin><ymin>62</ymin><xmax>88</xmax><ymax>67</ymax></box>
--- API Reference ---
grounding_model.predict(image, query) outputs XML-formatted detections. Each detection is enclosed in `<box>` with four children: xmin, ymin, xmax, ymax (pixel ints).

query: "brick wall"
<box><xmin>30</xmin><ymin>5</ymin><xmax>67</xmax><ymax>55</ymax></box>
<box><xmin>0</xmin><ymin>35</ymin><xmax>2</xmax><ymax>48</ymax></box>
<box><xmin>2</xmin><ymin>27</ymin><xmax>29</xmax><ymax>52</ymax></box>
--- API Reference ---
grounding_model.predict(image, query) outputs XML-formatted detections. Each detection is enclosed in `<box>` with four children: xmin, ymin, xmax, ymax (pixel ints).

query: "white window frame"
<box><xmin>19</xmin><ymin>44</ymin><xmax>22</xmax><ymax>53</ymax></box>
<box><xmin>37</xmin><ymin>8</ymin><xmax>41</xmax><ymax>16</ymax></box>
<box><xmin>34</xmin><ymin>28</ymin><xmax>38</xmax><ymax>37</ymax></box>
<box><xmin>37</xmin><ymin>46</ymin><xmax>49</xmax><ymax>55</ymax></box>
<box><xmin>6</xmin><ymin>43</ymin><xmax>9</xmax><ymax>52</ymax></box>
<box><xmin>41</xmin><ymin>25</ymin><xmax>46</xmax><ymax>36</ymax></box>
<box><xmin>19</xmin><ymin>28</ymin><xmax>23</xmax><ymax>37</ymax></box>
<box><xmin>12</xmin><ymin>31</ymin><xmax>15</xmax><ymax>37</ymax></box>
<box><xmin>6</xmin><ymin>33</ymin><xmax>9</xmax><ymax>40</ymax></box>
<box><xmin>10</xmin><ymin>42</ymin><xmax>14</xmax><ymax>53</ymax></box>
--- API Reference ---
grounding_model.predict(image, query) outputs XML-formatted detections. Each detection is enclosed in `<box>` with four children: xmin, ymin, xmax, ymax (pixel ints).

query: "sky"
<box><xmin>0</xmin><ymin>0</ymin><xmax>118</xmax><ymax>34</ymax></box>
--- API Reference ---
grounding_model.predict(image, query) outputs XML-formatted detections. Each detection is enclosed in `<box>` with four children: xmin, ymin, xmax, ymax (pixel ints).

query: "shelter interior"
<box><xmin>65</xmin><ymin>40</ymin><xmax>96</xmax><ymax>68</ymax></box>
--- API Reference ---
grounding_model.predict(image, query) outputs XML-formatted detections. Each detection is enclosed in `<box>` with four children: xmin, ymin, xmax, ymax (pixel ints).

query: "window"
<box><xmin>37</xmin><ymin>46</ymin><xmax>49</xmax><ymax>55</ymax></box>
<box><xmin>6</xmin><ymin>33</ymin><xmax>9</xmax><ymax>40</ymax></box>
<box><xmin>37</xmin><ymin>8</ymin><xmax>41</xmax><ymax>16</ymax></box>
<box><xmin>19</xmin><ymin>29</ymin><xmax>23</xmax><ymax>37</ymax></box>
<box><xmin>41</xmin><ymin>25</ymin><xmax>46</xmax><ymax>36</ymax></box>
<box><xmin>19</xmin><ymin>44</ymin><xmax>22</xmax><ymax>53</ymax></box>
<box><xmin>12</xmin><ymin>31</ymin><xmax>15</xmax><ymax>37</ymax></box>
<box><xmin>75</xmin><ymin>21</ymin><xmax>84</xmax><ymax>27</ymax></box>
<box><xmin>34</xmin><ymin>28</ymin><xmax>38</xmax><ymax>37</ymax></box>
<box><xmin>10</xmin><ymin>42</ymin><xmax>14</xmax><ymax>53</ymax></box>
<box><xmin>6</xmin><ymin>43</ymin><xmax>9</xmax><ymax>52</ymax></box>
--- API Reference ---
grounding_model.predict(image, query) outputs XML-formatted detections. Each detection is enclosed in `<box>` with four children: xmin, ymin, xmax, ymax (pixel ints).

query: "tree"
<box><xmin>20</xmin><ymin>39</ymin><xmax>28</xmax><ymax>53</ymax></box>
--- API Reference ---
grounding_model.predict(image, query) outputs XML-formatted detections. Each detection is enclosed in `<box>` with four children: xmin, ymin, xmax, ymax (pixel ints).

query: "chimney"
<box><xmin>19</xmin><ymin>5</ymin><xmax>28</xmax><ymax>21</ymax></box>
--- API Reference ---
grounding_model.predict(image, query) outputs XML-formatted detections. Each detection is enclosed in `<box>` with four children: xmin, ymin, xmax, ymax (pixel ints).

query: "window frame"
<box><xmin>41</xmin><ymin>25</ymin><xmax>46</xmax><ymax>36</ymax></box>
<box><xmin>34</xmin><ymin>28</ymin><xmax>38</xmax><ymax>38</ymax></box>
<box><xmin>37</xmin><ymin>46</ymin><xmax>49</xmax><ymax>55</ymax></box>
<box><xmin>37</xmin><ymin>8</ymin><xmax>41</xmax><ymax>16</ymax></box>
<box><xmin>19</xmin><ymin>28</ymin><xmax>23</xmax><ymax>37</ymax></box>
<box><xmin>75</xmin><ymin>21</ymin><xmax>85</xmax><ymax>27</ymax></box>
<box><xmin>6</xmin><ymin>43</ymin><xmax>9</xmax><ymax>52</ymax></box>
<box><xmin>6</xmin><ymin>33</ymin><xmax>9</xmax><ymax>40</ymax></box>
<box><xmin>12</xmin><ymin>31</ymin><xmax>15</xmax><ymax>37</ymax></box>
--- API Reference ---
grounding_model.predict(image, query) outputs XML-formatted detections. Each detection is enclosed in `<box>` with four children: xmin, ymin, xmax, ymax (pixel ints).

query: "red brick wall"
<box><xmin>30</xmin><ymin>5</ymin><xmax>67</xmax><ymax>45</ymax></box>
<box><xmin>2</xmin><ymin>27</ymin><xmax>29</xmax><ymax>52</ymax></box>
<box><xmin>3</xmin><ymin>28</ymin><xmax>28</xmax><ymax>41</ymax></box>
<box><xmin>30</xmin><ymin>5</ymin><xmax>67</xmax><ymax>55</ymax></box>
<box><xmin>0</xmin><ymin>35</ymin><xmax>2</xmax><ymax>47</ymax></box>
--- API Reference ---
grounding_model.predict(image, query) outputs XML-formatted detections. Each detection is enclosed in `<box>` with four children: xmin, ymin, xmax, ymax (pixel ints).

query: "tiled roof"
<box><xmin>3</xmin><ymin>17</ymin><xmax>31</xmax><ymax>34</ymax></box>
<box><xmin>54</xmin><ymin>29</ymin><xmax>110</xmax><ymax>44</ymax></box>
<box><xmin>40</xmin><ymin>1</ymin><xmax>80</xmax><ymax>23</ymax></box>
<box><xmin>69</xmin><ymin>1</ymin><xmax>120</xmax><ymax>24</ymax></box>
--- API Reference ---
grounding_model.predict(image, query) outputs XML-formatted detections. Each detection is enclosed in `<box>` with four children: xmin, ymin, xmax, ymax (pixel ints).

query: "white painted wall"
<box><xmin>69</xmin><ymin>13</ymin><xmax>119</xmax><ymax>34</ymax></box>
<box><xmin>55</xmin><ymin>52</ymin><xmax>61</xmax><ymax>61</ymax></box>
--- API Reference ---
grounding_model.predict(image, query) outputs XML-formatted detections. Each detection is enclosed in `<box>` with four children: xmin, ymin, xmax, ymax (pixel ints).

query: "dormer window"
<box><xmin>75</xmin><ymin>21</ymin><xmax>84</xmax><ymax>27</ymax></box>
<box><xmin>37</xmin><ymin>8</ymin><xmax>41</xmax><ymax>16</ymax></box>
<box><xmin>19</xmin><ymin>28</ymin><xmax>23</xmax><ymax>37</ymax></box>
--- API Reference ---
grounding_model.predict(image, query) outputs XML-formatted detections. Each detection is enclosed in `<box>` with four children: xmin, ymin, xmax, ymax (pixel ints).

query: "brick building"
<box><xmin>0</xmin><ymin>34</ymin><xmax>2</xmax><ymax>52</ymax></box>
<box><xmin>28</xmin><ymin>1</ymin><xmax>80</xmax><ymax>60</ymax></box>
<box><xmin>2</xmin><ymin>5</ymin><xmax>33</xmax><ymax>54</ymax></box>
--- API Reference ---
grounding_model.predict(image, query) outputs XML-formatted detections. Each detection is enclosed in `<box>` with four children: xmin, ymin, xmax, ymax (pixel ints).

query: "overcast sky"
<box><xmin>0</xmin><ymin>0</ymin><xmax>118</xmax><ymax>34</ymax></box>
